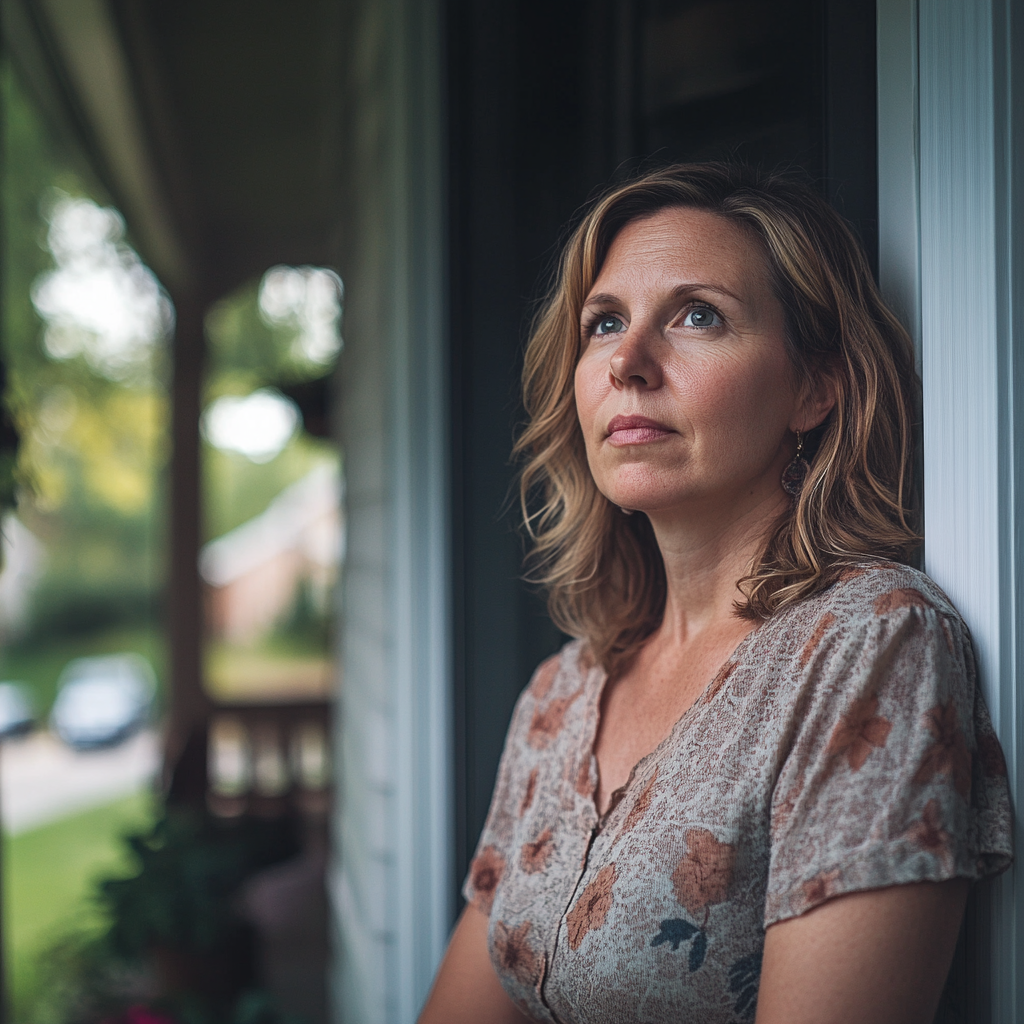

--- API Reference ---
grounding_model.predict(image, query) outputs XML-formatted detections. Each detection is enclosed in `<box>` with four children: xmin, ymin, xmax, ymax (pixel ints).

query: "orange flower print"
<box><xmin>977</xmin><ymin>731</ymin><xmax>1008</xmax><ymax>778</ymax></box>
<box><xmin>469</xmin><ymin>845</ymin><xmax>505</xmax><ymax>915</ymax></box>
<box><xmin>799</xmin><ymin>612</ymin><xmax>837</xmax><ymax>668</ymax></box>
<box><xmin>913</xmin><ymin>700</ymin><xmax>972</xmax><ymax>798</ymax></box>
<box><xmin>671</xmin><ymin>829</ymin><xmax>736</xmax><ymax>915</ymax></box>
<box><xmin>520</xmin><ymin>829</ymin><xmax>554</xmax><ymax>874</ymax></box>
<box><xmin>493</xmin><ymin>920</ymin><xmax>543</xmax><ymax>986</ymax></box>
<box><xmin>566</xmin><ymin>863</ymin><xmax>617</xmax><ymax>951</ymax></box>
<box><xmin>906</xmin><ymin>799</ymin><xmax>954</xmax><ymax>872</ymax></box>
<box><xmin>826</xmin><ymin>694</ymin><xmax>892</xmax><ymax>770</ymax></box>
<box><xmin>771</xmin><ymin>775</ymin><xmax>804</xmax><ymax>835</ymax></box>
<box><xmin>574</xmin><ymin>758</ymin><xmax>592</xmax><ymax>797</ymax></box>
<box><xmin>802</xmin><ymin>869</ymin><xmax>842</xmax><ymax>907</ymax></box>
<box><xmin>527</xmin><ymin>685</ymin><xmax>584</xmax><ymax>749</ymax></box>
<box><xmin>620</xmin><ymin>768</ymin><xmax>659</xmax><ymax>835</ymax></box>
<box><xmin>940</xmin><ymin>617</ymin><xmax>956</xmax><ymax>656</ymax></box>
<box><xmin>529</xmin><ymin>655</ymin><xmax>560</xmax><ymax>702</ymax></box>
<box><xmin>704</xmin><ymin>661</ymin><xmax>738</xmax><ymax>703</ymax></box>
<box><xmin>873</xmin><ymin>588</ymin><xmax>932</xmax><ymax>616</ymax></box>
<box><xmin>519</xmin><ymin>768</ymin><xmax>538</xmax><ymax>817</ymax></box>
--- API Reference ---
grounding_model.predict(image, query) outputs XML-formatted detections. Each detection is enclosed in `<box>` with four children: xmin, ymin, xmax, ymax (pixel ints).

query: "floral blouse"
<box><xmin>463</xmin><ymin>562</ymin><xmax>1013</xmax><ymax>1024</ymax></box>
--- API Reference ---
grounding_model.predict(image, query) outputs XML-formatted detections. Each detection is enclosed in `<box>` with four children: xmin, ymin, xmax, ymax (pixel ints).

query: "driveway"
<box><xmin>0</xmin><ymin>729</ymin><xmax>160</xmax><ymax>834</ymax></box>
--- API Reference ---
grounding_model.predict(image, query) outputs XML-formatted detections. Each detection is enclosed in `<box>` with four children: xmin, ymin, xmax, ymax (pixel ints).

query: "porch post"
<box><xmin>166</xmin><ymin>290</ymin><xmax>211</xmax><ymax>795</ymax></box>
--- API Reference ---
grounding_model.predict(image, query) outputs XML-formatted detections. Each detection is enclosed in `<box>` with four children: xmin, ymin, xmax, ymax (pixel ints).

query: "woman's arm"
<box><xmin>756</xmin><ymin>878</ymin><xmax>969</xmax><ymax>1024</ymax></box>
<box><xmin>418</xmin><ymin>904</ymin><xmax>535</xmax><ymax>1024</ymax></box>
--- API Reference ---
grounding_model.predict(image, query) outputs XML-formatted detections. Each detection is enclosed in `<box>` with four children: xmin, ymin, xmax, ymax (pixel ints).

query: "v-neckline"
<box><xmin>583</xmin><ymin>622</ymin><xmax>763</xmax><ymax>822</ymax></box>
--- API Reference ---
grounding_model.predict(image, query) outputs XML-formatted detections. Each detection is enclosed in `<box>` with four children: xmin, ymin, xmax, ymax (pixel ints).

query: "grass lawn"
<box><xmin>4</xmin><ymin>791</ymin><xmax>156</xmax><ymax>1021</ymax></box>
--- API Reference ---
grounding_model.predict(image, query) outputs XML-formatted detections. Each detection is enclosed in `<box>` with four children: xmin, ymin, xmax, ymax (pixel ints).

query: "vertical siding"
<box><xmin>880</xmin><ymin>0</ymin><xmax>1023</xmax><ymax>1017</ymax></box>
<box><xmin>331</xmin><ymin>2</ymin><xmax>450</xmax><ymax>1021</ymax></box>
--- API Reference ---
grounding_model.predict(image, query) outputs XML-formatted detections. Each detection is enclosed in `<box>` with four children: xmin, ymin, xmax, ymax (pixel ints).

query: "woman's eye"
<box><xmin>593</xmin><ymin>315</ymin><xmax>627</xmax><ymax>336</ymax></box>
<box><xmin>683</xmin><ymin>306</ymin><xmax>721</xmax><ymax>329</ymax></box>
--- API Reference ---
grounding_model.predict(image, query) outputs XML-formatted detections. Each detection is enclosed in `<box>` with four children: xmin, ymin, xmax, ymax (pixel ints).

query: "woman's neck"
<box><xmin>647</xmin><ymin>485</ymin><xmax>788</xmax><ymax>646</ymax></box>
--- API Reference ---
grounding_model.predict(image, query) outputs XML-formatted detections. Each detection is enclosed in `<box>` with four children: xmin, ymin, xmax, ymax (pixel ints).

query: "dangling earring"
<box><xmin>781</xmin><ymin>430</ymin><xmax>809</xmax><ymax>496</ymax></box>
<box><xmin>619</xmin><ymin>506</ymin><xmax>634</xmax><ymax>515</ymax></box>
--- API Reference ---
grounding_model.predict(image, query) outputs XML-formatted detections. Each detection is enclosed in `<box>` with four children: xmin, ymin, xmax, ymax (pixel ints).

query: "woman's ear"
<box><xmin>793</xmin><ymin>371</ymin><xmax>837</xmax><ymax>433</ymax></box>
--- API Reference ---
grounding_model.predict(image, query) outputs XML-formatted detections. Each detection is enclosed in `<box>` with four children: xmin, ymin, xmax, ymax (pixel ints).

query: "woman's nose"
<box><xmin>608</xmin><ymin>327</ymin><xmax>664</xmax><ymax>390</ymax></box>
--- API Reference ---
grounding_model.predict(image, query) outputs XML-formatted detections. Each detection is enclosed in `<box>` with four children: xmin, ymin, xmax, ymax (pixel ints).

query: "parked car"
<box><xmin>50</xmin><ymin>654</ymin><xmax>156</xmax><ymax>750</ymax></box>
<box><xmin>0</xmin><ymin>682</ymin><xmax>35</xmax><ymax>739</ymax></box>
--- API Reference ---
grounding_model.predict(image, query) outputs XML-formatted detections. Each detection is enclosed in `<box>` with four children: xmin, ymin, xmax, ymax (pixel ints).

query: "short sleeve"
<box><xmin>461</xmin><ymin>653</ymin><xmax>561</xmax><ymax>916</ymax></box>
<box><xmin>765</xmin><ymin>594</ymin><xmax>1013</xmax><ymax>926</ymax></box>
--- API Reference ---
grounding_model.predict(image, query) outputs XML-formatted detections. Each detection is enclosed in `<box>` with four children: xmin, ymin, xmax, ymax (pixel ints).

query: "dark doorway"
<box><xmin>447</xmin><ymin>0</ymin><xmax>877</xmax><ymax>910</ymax></box>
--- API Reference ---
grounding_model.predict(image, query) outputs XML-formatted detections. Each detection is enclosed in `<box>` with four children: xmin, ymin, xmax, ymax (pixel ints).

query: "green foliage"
<box><xmin>205</xmin><ymin>283</ymin><xmax>316</xmax><ymax>397</ymax></box>
<box><xmin>101</xmin><ymin>809</ymin><xmax>299</xmax><ymax>959</ymax></box>
<box><xmin>17</xmin><ymin>929</ymin><xmax>149</xmax><ymax>1024</ymax></box>
<box><xmin>5</xmin><ymin>792</ymin><xmax>157</xmax><ymax>1023</ymax></box>
<box><xmin>26</xmin><ymin>931</ymin><xmax>307</xmax><ymax>1024</ymax></box>
<box><xmin>17</xmin><ymin>807</ymin><xmax>305</xmax><ymax>1024</ymax></box>
<box><xmin>2</xmin><ymin>59</ymin><xmax>167</xmax><ymax>639</ymax></box>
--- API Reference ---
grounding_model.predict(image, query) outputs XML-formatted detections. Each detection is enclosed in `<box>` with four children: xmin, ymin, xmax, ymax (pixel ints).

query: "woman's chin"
<box><xmin>605</xmin><ymin>491</ymin><xmax>685</xmax><ymax>516</ymax></box>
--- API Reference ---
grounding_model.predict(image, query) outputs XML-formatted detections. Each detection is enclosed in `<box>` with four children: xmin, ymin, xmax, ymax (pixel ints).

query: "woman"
<box><xmin>420</xmin><ymin>164</ymin><xmax>1012</xmax><ymax>1024</ymax></box>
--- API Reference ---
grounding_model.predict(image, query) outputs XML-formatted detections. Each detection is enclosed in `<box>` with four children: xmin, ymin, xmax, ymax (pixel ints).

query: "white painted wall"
<box><xmin>330</xmin><ymin>1</ymin><xmax>451</xmax><ymax>1021</ymax></box>
<box><xmin>878</xmin><ymin>1</ymin><xmax>1022</xmax><ymax>1017</ymax></box>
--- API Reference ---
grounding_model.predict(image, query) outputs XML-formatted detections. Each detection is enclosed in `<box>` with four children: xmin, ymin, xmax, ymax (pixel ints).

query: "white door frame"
<box><xmin>331</xmin><ymin>0</ymin><xmax>451</xmax><ymax>1020</ymax></box>
<box><xmin>878</xmin><ymin>1</ymin><xmax>1022</xmax><ymax>1017</ymax></box>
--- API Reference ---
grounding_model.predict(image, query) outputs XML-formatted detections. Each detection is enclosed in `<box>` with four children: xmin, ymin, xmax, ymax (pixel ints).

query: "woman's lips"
<box><xmin>605</xmin><ymin>414</ymin><xmax>674</xmax><ymax>446</ymax></box>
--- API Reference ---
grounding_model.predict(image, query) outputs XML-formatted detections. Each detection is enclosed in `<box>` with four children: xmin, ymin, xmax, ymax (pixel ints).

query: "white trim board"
<box><xmin>332</xmin><ymin>0</ymin><xmax>451</xmax><ymax>1020</ymax></box>
<box><xmin>878</xmin><ymin>0</ymin><xmax>1022</xmax><ymax>1017</ymax></box>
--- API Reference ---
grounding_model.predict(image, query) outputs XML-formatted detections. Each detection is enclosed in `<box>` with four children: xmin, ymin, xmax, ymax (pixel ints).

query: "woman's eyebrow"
<box><xmin>580</xmin><ymin>292</ymin><xmax>621</xmax><ymax>312</ymax></box>
<box><xmin>582</xmin><ymin>283</ymin><xmax>744</xmax><ymax>312</ymax></box>
<box><xmin>669</xmin><ymin>282</ymin><xmax>744</xmax><ymax>303</ymax></box>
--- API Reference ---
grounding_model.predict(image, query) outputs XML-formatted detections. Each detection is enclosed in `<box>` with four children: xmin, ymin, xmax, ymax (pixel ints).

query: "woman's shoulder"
<box><xmin>500</xmin><ymin>638</ymin><xmax>599</xmax><ymax>751</ymax></box>
<box><xmin>520</xmin><ymin>634</ymin><xmax>598</xmax><ymax>716</ymax></box>
<box><xmin>749</xmin><ymin>560</ymin><xmax>972</xmax><ymax>701</ymax></box>
<box><xmin>775</xmin><ymin>559</ymin><xmax>963</xmax><ymax>640</ymax></box>
<box><xmin>522</xmin><ymin>637</ymin><xmax>598</xmax><ymax>702</ymax></box>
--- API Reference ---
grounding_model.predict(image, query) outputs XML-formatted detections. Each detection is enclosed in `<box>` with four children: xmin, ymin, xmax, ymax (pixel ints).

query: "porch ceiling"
<box><xmin>5</xmin><ymin>0</ymin><xmax>343</xmax><ymax>301</ymax></box>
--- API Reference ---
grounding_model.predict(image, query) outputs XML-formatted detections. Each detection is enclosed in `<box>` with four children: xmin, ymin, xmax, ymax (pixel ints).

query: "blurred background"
<box><xmin>1</xmin><ymin>37</ymin><xmax>339</xmax><ymax>1024</ymax></box>
<box><xmin>0</xmin><ymin>2</ymin><xmax>1018</xmax><ymax>1024</ymax></box>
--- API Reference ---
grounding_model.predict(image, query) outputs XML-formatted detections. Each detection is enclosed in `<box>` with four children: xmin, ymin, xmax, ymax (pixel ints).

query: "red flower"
<box><xmin>620</xmin><ymin>769</ymin><xmax>658</xmax><ymax>835</ymax></box>
<box><xmin>566</xmin><ymin>863</ymin><xmax>617</xmax><ymax>950</ymax></box>
<box><xmin>102</xmin><ymin>1007</ymin><xmax>178</xmax><ymax>1024</ymax></box>
<box><xmin>520</xmin><ymin>829</ymin><xmax>554</xmax><ymax>874</ymax></box>
<box><xmin>671</xmin><ymin>828</ymin><xmax>736</xmax><ymax>914</ymax></box>
<box><xmin>469</xmin><ymin>845</ymin><xmax>505</xmax><ymax>914</ymax></box>
<box><xmin>493</xmin><ymin>920</ymin><xmax>543</xmax><ymax>986</ymax></box>
<box><xmin>703</xmin><ymin>660</ymin><xmax>739</xmax><ymax>704</ymax></box>
<box><xmin>801</xmin><ymin>869</ymin><xmax>842</xmax><ymax>908</ymax></box>
<box><xmin>914</xmin><ymin>700</ymin><xmax>972</xmax><ymax>798</ymax></box>
<box><xmin>826</xmin><ymin>694</ymin><xmax>892</xmax><ymax>770</ymax></box>
<box><xmin>799</xmin><ymin>612</ymin><xmax>836</xmax><ymax>668</ymax></box>
<box><xmin>519</xmin><ymin>768</ymin><xmax>538</xmax><ymax>816</ymax></box>
<box><xmin>905</xmin><ymin>799</ymin><xmax>954</xmax><ymax>872</ymax></box>
<box><xmin>574</xmin><ymin>759</ymin><xmax>592</xmax><ymax>797</ymax></box>
<box><xmin>527</xmin><ymin>685</ymin><xmax>584</xmax><ymax>749</ymax></box>
<box><xmin>529</xmin><ymin>656</ymin><xmax>559</xmax><ymax>701</ymax></box>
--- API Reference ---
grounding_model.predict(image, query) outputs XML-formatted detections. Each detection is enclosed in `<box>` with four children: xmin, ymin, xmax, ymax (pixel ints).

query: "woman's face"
<box><xmin>575</xmin><ymin>206</ymin><xmax>829</xmax><ymax>521</ymax></box>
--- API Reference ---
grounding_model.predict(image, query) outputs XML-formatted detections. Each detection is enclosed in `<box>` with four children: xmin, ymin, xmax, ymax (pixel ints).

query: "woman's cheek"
<box><xmin>574</xmin><ymin>356</ymin><xmax>609</xmax><ymax>437</ymax></box>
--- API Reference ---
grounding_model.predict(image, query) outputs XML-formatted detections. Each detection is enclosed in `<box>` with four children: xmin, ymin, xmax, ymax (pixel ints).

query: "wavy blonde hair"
<box><xmin>515</xmin><ymin>163</ymin><xmax>919</xmax><ymax>675</ymax></box>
